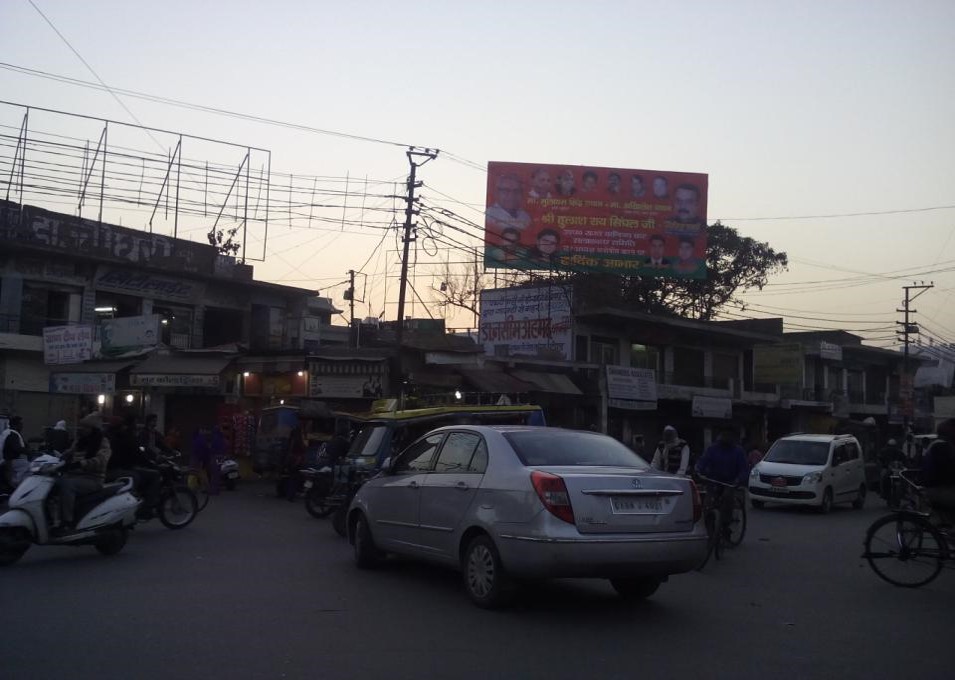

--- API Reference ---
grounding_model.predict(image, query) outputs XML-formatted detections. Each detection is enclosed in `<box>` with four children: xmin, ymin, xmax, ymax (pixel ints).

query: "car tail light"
<box><xmin>690</xmin><ymin>480</ymin><xmax>702</xmax><ymax>523</ymax></box>
<box><xmin>530</xmin><ymin>470</ymin><xmax>575</xmax><ymax>524</ymax></box>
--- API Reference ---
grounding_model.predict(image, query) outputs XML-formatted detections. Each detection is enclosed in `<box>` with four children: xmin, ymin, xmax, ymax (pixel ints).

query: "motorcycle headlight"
<box><xmin>803</xmin><ymin>471</ymin><xmax>823</xmax><ymax>484</ymax></box>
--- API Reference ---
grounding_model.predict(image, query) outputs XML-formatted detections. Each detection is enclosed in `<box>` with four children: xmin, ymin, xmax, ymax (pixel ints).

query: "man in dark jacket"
<box><xmin>923</xmin><ymin>420</ymin><xmax>955</xmax><ymax>523</ymax></box>
<box><xmin>2</xmin><ymin>415</ymin><xmax>27</xmax><ymax>492</ymax></box>
<box><xmin>108</xmin><ymin>414</ymin><xmax>162</xmax><ymax>515</ymax></box>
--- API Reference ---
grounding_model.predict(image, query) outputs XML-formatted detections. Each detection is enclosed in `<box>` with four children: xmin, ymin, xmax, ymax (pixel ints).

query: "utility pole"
<box><xmin>394</xmin><ymin>147</ymin><xmax>438</xmax><ymax>396</ymax></box>
<box><xmin>896</xmin><ymin>282</ymin><xmax>933</xmax><ymax>431</ymax></box>
<box><xmin>345</xmin><ymin>269</ymin><xmax>356</xmax><ymax>347</ymax></box>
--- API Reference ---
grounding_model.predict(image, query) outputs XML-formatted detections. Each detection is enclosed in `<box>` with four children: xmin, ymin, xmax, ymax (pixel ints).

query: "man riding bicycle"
<box><xmin>695</xmin><ymin>426</ymin><xmax>749</xmax><ymax>536</ymax></box>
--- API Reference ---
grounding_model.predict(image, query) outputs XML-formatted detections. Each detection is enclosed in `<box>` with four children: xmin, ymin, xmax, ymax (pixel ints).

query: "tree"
<box><xmin>207</xmin><ymin>225</ymin><xmax>241</xmax><ymax>257</ymax></box>
<box><xmin>435</xmin><ymin>222</ymin><xmax>787</xmax><ymax>322</ymax></box>
<box><xmin>430</xmin><ymin>259</ymin><xmax>491</xmax><ymax>322</ymax></box>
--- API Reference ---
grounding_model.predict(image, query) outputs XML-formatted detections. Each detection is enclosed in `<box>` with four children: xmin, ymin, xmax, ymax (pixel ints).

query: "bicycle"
<box><xmin>695</xmin><ymin>475</ymin><xmax>747</xmax><ymax>570</ymax></box>
<box><xmin>862</xmin><ymin>470</ymin><xmax>954</xmax><ymax>588</ymax></box>
<box><xmin>184</xmin><ymin>465</ymin><xmax>212</xmax><ymax>512</ymax></box>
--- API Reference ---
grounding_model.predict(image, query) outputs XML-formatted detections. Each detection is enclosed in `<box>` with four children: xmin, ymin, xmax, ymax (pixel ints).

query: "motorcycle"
<box><xmin>108</xmin><ymin>450</ymin><xmax>199</xmax><ymax>530</ymax></box>
<box><xmin>331</xmin><ymin>468</ymin><xmax>373</xmax><ymax>538</ymax></box>
<box><xmin>0</xmin><ymin>453</ymin><xmax>140</xmax><ymax>565</ymax></box>
<box><xmin>301</xmin><ymin>461</ymin><xmax>372</xmax><ymax>537</ymax></box>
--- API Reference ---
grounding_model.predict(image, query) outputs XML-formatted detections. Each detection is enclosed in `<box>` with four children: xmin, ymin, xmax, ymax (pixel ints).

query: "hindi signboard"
<box><xmin>478</xmin><ymin>286</ymin><xmax>573</xmax><ymax>360</ymax></box>
<box><xmin>484</xmin><ymin>162</ymin><xmax>708</xmax><ymax>278</ymax></box>
<box><xmin>50</xmin><ymin>372</ymin><xmax>116</xmax><ymax>395</ymax></box>
<box><xmin>43</xmin><ymin>325</ymin><xmax>93</xmax><ymax>365</ymax></box>
<box><xmin>692</xmin><ymin>396</ymin><xmax>732</xmax><ymax>419</ymax></box>
<box><xmin>130</xmin><ymin>374</ymin><xmax>220</xmax><ymax>388</ymax></box>
<box><xmin>753</xmin><ymin>343</ymin><xmax>803</xmax><ymax>385</ymax></box>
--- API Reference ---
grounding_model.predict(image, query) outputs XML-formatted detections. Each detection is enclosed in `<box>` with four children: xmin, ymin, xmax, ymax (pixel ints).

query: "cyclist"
<box><xmin>922</xmin><ymin>419</ymin><xmax>955</xmax><ymax>525</ymax></box>
<box><xmin>695</xmin><ymin>426</ymin><xmax>749</xmax><ymax>535</ymax></box>
<box><xmin>651</xmin><ymin>426</ymin><xmax>691</xmax><ymax>475</ymax></box>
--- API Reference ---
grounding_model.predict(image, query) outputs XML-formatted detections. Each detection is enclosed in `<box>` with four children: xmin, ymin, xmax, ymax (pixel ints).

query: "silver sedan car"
<box><xmin>346</xmin><ymin>426</ymin><xmax>707</xmax><ymax>608</ymax></box>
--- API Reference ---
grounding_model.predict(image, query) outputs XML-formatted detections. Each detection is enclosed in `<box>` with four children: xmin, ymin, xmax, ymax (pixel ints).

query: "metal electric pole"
<box><xmin>394</xmin><ymin>147</ymin><xmax>437</xmax><ymax>396</ymax></box>
<box><xmin>344</xmin><ymin>269</ymin><xmax>357</xmax><ymax>347</ymax></box>
<box><xmin>896</xmin><ymin>282</ymin><xmax>933</xmax><ymax>431</ymax></box>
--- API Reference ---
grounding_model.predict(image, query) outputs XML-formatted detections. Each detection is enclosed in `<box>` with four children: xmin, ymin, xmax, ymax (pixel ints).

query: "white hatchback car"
<box><xmin>347</xmin><ymin>426</ymin><xmax>707</xmax><ymax>608</ymax></box>
<box><xmin>748</xmin><ymin>434</ymin><xmax>867</xmax><ymax>513</ymax></box>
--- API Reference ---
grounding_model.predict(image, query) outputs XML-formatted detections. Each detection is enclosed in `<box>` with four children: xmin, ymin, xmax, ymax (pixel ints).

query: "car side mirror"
<box><xmin>381</xmin><ymin>457</ymin><xmax>394</xmax><ymax>474</ymax></box>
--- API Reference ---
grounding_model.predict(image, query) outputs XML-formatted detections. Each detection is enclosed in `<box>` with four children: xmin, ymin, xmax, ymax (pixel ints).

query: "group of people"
<box><xmin>1</xmin><ymin>412</ymin><xmax>226</xmax><ymax>531</ymax></box>
<box><xmin>878</xmin><ymin>424</ymin><xmax>955</xmax><ymax>520</ymax></box>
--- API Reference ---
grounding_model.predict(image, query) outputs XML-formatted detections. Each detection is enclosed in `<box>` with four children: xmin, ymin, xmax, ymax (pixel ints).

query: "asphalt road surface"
<box><xmin>1</xmin><ymin>482</ymin><xmax>952</xmax><ymax>680</ymax></box>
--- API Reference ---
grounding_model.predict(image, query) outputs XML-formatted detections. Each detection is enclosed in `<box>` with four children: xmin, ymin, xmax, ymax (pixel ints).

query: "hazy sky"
<box><xmin>2</xmin><ymin>0</ymin><xmax>954</xmax><ymax>347</ymax></box>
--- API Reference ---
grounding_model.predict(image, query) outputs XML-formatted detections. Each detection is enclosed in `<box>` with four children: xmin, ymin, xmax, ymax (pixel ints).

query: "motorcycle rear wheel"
<box><xmin>305</xmin><ymin>479</ymin><xmax>335</xmax><ymax>519</ymax></box>
<box><xmin>159</xmin><ymin>487</ymin><xmax>199</xmax><ymax>529</ymax></box>
<box><xmin>0</xmin><ymin>527</ymin><xmax>30</xmax><ymax>566</ymax></box>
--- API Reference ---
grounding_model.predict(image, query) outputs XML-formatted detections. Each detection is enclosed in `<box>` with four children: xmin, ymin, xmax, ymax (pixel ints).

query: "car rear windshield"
<box><xmin>763</xmin><ymin>440</ymin><xmax>830</xmax><ymax>466</ymax></box>
<box><xmin>503</xmin><ymin>430</ymin><xmax>649</xmax><ymax>468</ymax></box>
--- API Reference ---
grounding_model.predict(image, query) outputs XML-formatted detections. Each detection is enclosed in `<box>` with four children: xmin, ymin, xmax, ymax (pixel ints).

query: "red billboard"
<box><xmin>484</xmin><ymin>162</ymin><xmax>708</xmax><ymax>278</ymax></box>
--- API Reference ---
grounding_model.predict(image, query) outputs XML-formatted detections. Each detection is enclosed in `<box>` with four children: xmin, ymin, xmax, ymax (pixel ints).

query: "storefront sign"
<box><xmin>43</xmin><ymin>325</ymin><xmax>93</xmax><ymax>365</ymax></box>
<box><xmin>691</xmin><ymin>396</ymin><xmax>732</xmax><ymax>419</ymax></box>
<box><xmin>606</xmin><ymin>366</ymin><xmax>658</xmax><ymax>402</ymax></box>
<box><xmin>753</xmin><ymin>343</ymin><xmax>803</xmax><ymax>385</ymax></box>
<box><xmin>818</xmin><ymin>341</ymin><xmax>843</xmax><ymax>362</ymax></box>
<box><xmin>50</xmin><ymin>372</ymin><xmax>116</xmax><ymax>395</ymax></box>
<box><xmin>307</xmin><ymin>359</ymin><xmax>386</xmax><ymax>399</ymax></box>
<box><xmin>101</xmin><ymin>314</ymin><xmax>160</xmax><ymax>354</ymax></box>
<box><xmin>479</xmin><ymin>286</ymin><xmax>573</xmax><ymax>360</ymax></box>
<box><xmin>95</xmin><ymin>268</ymin><xmax>200</xmax><ymax>303</ymax></box>
<box><xmin>608</xmin><ymin>398</ymin><xmax>657</xmax><ymax>411</ymax></box>
<box><xmin>131</xmin><ymin>374</ymin><xmax>219</xmax><ymax>388</ymax></box>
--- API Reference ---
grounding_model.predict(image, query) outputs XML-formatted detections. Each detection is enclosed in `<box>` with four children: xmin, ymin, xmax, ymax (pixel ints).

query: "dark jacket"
<box><xmin>696</xmin><ymin>442</ymin><xmax>749</xmax><ymax>486</ymax></box>
<box><xmin>922</xmin><ymin>440</ymin><xmax>955</xmax><ymax>487</ymax></box>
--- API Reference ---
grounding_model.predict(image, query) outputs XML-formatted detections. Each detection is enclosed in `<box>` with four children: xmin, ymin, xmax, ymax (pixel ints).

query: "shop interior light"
<box><xmin>279</xmin><ymin>399</ymin><xmax>285</xmax><ymax>405</ymax></box>
<box><xmin>161</xmin><ymin>319</ymin><xmax>169</xmax><ymax>326</ymax></box>
<box><xmin>297</xmin><ymin>371</ymin><xmax>305</xmax><ymax>377</ymax></box>
<box><xmin>94</xmin><ymin>306</ymin><xmax>117</xmax><ymax>313</ymax></box>
<box><xmin>243</xmin><ymin>371</ymin><xmax>250</xmax><ymax>378</ymax></box>
<box><xmin>125</xmin><ymin>394</ymin><xmax>134</xmax><ymax>404</ymax></box>
<box><xmin>454</xmin><ymin>390</ymin><xmax>463</xmax><ymax>401</ymax></box>
<box><xmin>96</xmin><ymin>394</ymin><xmax>106</xmax><ymax>405</ymax></box>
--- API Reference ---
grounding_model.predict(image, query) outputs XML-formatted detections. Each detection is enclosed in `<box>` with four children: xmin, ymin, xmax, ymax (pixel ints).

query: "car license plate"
<box><xmin>303</xmin><ymin>480</ymin><xmax>313</xmax><ymax>489</ymax></box>
<box><xmin>227</xmin><ymin>471</ymin><xmax>239</xmax><ymax>479</ymax></box>
<box><xmin>611</xmin><ymin>496</ymin><xmax>662</xmax><ymax>514</ymax></box>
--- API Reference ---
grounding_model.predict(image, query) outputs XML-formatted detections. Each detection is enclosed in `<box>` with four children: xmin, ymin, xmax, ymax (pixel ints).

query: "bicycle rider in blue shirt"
<box><xmin>696</xmin><ymin>426</ymin><xmax>750</xmax><ymax>531</ymax></box>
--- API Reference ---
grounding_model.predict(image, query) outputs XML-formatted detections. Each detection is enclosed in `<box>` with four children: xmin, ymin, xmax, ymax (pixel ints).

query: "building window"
<box><xmin>203</xmin><ymin>307</ymin><xmax>244</xmax><ymax>348</ymax></box>
<box><xmin>94</xmin><ymin>292</ymin><xmax>141</xmax><ymax>320</ymax></box>
<box><xmin>712</xmin><ymin>353</ymin><xmax>739</xmax><ymax>390</ymax></box>
<box><xmin>154</xmin><ymin>304</ymin><xmax>193</xmax><ymax>349</ymax></box>
<box><xmin>591</xmin><ymin>335</ymin><xmax>619</xmax><ymax>365</ymax></box>
<box><xmin>575</xmin><ymin>335</ymin><xmax>589</xmax><ymax>363</ymax></box>
<box><xmin>21</xmin><ymin>283</ymin><xmax>81</xmax><ymax>335</ymax></box>
<box><xmin>672</xmin><ymin>346</ymin><xmax>704</xmax><ymax>387</ymax></box>
<box><xmin>630</xmin><ymin>344</ymin><xmax>660</xmax><ymax>373</ymax></box>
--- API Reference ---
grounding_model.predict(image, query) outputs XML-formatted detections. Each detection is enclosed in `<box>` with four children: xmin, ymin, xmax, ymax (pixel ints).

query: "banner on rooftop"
<box><xmin>484</xmin><ymin>161</ymin><xmax>708</xmax><ymax>278</ymax></box>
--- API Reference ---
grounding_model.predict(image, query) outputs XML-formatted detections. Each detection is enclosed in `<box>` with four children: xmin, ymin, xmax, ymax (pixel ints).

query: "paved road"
<box><xmin>1</xmin><ymin>483</ymin><xmax>951</xmax><ymax>680</ymax></box>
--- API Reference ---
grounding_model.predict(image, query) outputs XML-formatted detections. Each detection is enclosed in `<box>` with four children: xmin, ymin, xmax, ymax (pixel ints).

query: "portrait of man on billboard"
<box><xmin>643</xmin><ymin>234</ymin><xmax>671</xmax><ymax>270</ymax></box>
<box><xmin>486</xmin><ymin>173</ymin><xmax>532</xmax><ymax>234</ymax></box>
<box><xmin>528</xmin><ymin>229</ymin><xmax>562</xmax><ymax>266</ymax></box>
<box><xmin>670</xmin><ymin>183</ymin><xmax>703</xmax><ymax>225</ymax></box>
<box><xmin>673</xmin><ymin>236</ymin><xmax>703</xmax><ymax>276</ymax></box>
<box><xmin>630</xmin><ymin>174</ymin><xmax>646</xmax><ymax>198</ymax></box>
<box><xmin>486</xmin><ymin>227</ymin><xmax>526</xmax><ymax>264</ymax></box>
<box><xmin>528</xmin><ymin>168</ymin><xmax>552</xmax><ymax>199</ymax></box>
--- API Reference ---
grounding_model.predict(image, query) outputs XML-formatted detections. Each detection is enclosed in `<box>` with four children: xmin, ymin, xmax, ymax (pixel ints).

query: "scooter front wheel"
<box><xmin>95</xmin><ymin>527</ymin><xmax>128</xmax><ymax>556</ymax></box>
<box><xmin>159</xmin><ymin>487</ymin><xmax>199</xmax><ymax>529</ymax></box>
<box><xmin>0</xmin><ymin>527</ymin><xmax>30</xmax><ymax>566</ymax></box>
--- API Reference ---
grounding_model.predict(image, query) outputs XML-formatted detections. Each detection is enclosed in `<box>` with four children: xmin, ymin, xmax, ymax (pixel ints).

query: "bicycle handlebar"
<box><xmin>695</xmin><ymin>474</ymin><xmax>739</xmax><ymax>489</ymax></box>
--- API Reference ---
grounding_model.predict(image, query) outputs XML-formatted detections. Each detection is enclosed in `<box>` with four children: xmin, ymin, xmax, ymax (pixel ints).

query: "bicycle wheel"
<box><xmin>695</xmin><ymin>509</ymin><xmax>718</xmax><ymax>571</ymax></box>
<box><xmin>186</xmin><ymin>470</ymin><xmax>211</xmax><ymax>512</ymax></box>
<box><xmin>864</xmin><ymin>514</ymin><xmax>945</xmax><ymax>588</ymax></box>
<box><xmin>726</xmin><ymin>495</ymin><xmax>747</xmax><ymax>547</ymax></box>
<box><xmin>713</xmin><ymin>509</ymin><xmax>724</xmax><ymax>561</ymax></box>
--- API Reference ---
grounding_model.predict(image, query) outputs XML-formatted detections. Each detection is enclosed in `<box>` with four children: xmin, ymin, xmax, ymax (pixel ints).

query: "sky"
<box><xmin>1</xmin><ymin>0</ymin><xmax>954</xmax><ymax>348</ymax></box>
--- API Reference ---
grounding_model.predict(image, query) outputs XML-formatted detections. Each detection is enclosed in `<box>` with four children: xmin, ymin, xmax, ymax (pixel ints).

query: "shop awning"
<box><xmin>460</xmin><ymin>369</ymin><xmax>534</xmax><ymax>394</ymax></box>
<box><xmin>49</xmin><ymin>360</ymin><xmax>138</xmax><ymax>374</ymax></box>
<box><xmin>237</xmin><ymin>356</ymin><xmax>306</xmax><ymax>373</ymax></box>
<box><xmin>511</xmin><ymin>370</ymin><xmax>583</xmax><ymax>395</ymax></box>
<box><xmin>132</xmin><ymin>354</ymin><xmax>235</xmax><ymax>375</ymax></box>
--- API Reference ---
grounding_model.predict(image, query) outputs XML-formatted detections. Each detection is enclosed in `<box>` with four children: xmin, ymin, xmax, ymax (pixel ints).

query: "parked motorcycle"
<box><xmin>0</xmin><ymin>453</ymin><xmax>140</xmax><ymax>565</ymax></box>
<box><xmin>220</xmin><ymin>458</ymin><xmax>240</xmax><ymax>491</ymax></box>
<box><xmin>332</xmin><ymin>468</ymin><xmax>373</xmax><ymax>537</ymax></box>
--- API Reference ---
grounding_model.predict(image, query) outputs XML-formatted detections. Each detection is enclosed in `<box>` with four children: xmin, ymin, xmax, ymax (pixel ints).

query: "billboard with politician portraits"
<box><xmin>484</xmin><ymin>161</ymin><xmax>708</xmax><ymax>279</ymax></box>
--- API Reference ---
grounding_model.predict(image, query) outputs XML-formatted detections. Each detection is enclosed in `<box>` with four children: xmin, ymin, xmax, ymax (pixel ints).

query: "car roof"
<box><xmin>425</xmin><ymin>425</ymin><xmax>592</xmax><ymax>436</ymax></box>
<box><xmin>777</xmin><ymin>434</ymin><xmax>853</xmax><ymax>443</ymax></box>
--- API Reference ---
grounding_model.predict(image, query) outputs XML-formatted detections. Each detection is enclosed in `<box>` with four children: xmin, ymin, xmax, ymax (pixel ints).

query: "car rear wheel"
<box><xmin>852</xmin><ymin>484</ymin><xmax>866</xmax><ymax>510</ymax></box>
<box><xmin>818</xmin><ymin>487</ymin><xmax>834</xmax><ymax>514</ymax></box>
<box><xmin>610</xmin><ymin>577</ymin><xmax>661</xmax><ymax>601</ymax></box>
<box><xmin>462</xmin><ymin>535</ymin><xmax>514</xmax><ymax>609</ymax></box>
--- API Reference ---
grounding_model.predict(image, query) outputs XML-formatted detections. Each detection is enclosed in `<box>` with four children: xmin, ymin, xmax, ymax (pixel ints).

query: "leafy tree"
<box><xmin>207</xmin><ymin>225</ymin><xmax>241</xmax><ymax>257</ymax></box>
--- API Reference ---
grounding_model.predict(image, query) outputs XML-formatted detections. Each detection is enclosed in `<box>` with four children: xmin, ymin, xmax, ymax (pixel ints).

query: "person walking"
<box><xmin>191</xmin><ymin>426</ymin><xmax>222</xmax><ymax>496</ymax></box>
<box><xmin>651</xmin><ymin>426</ymin><xmax>691</xmax><ymax>475</ymax></box>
